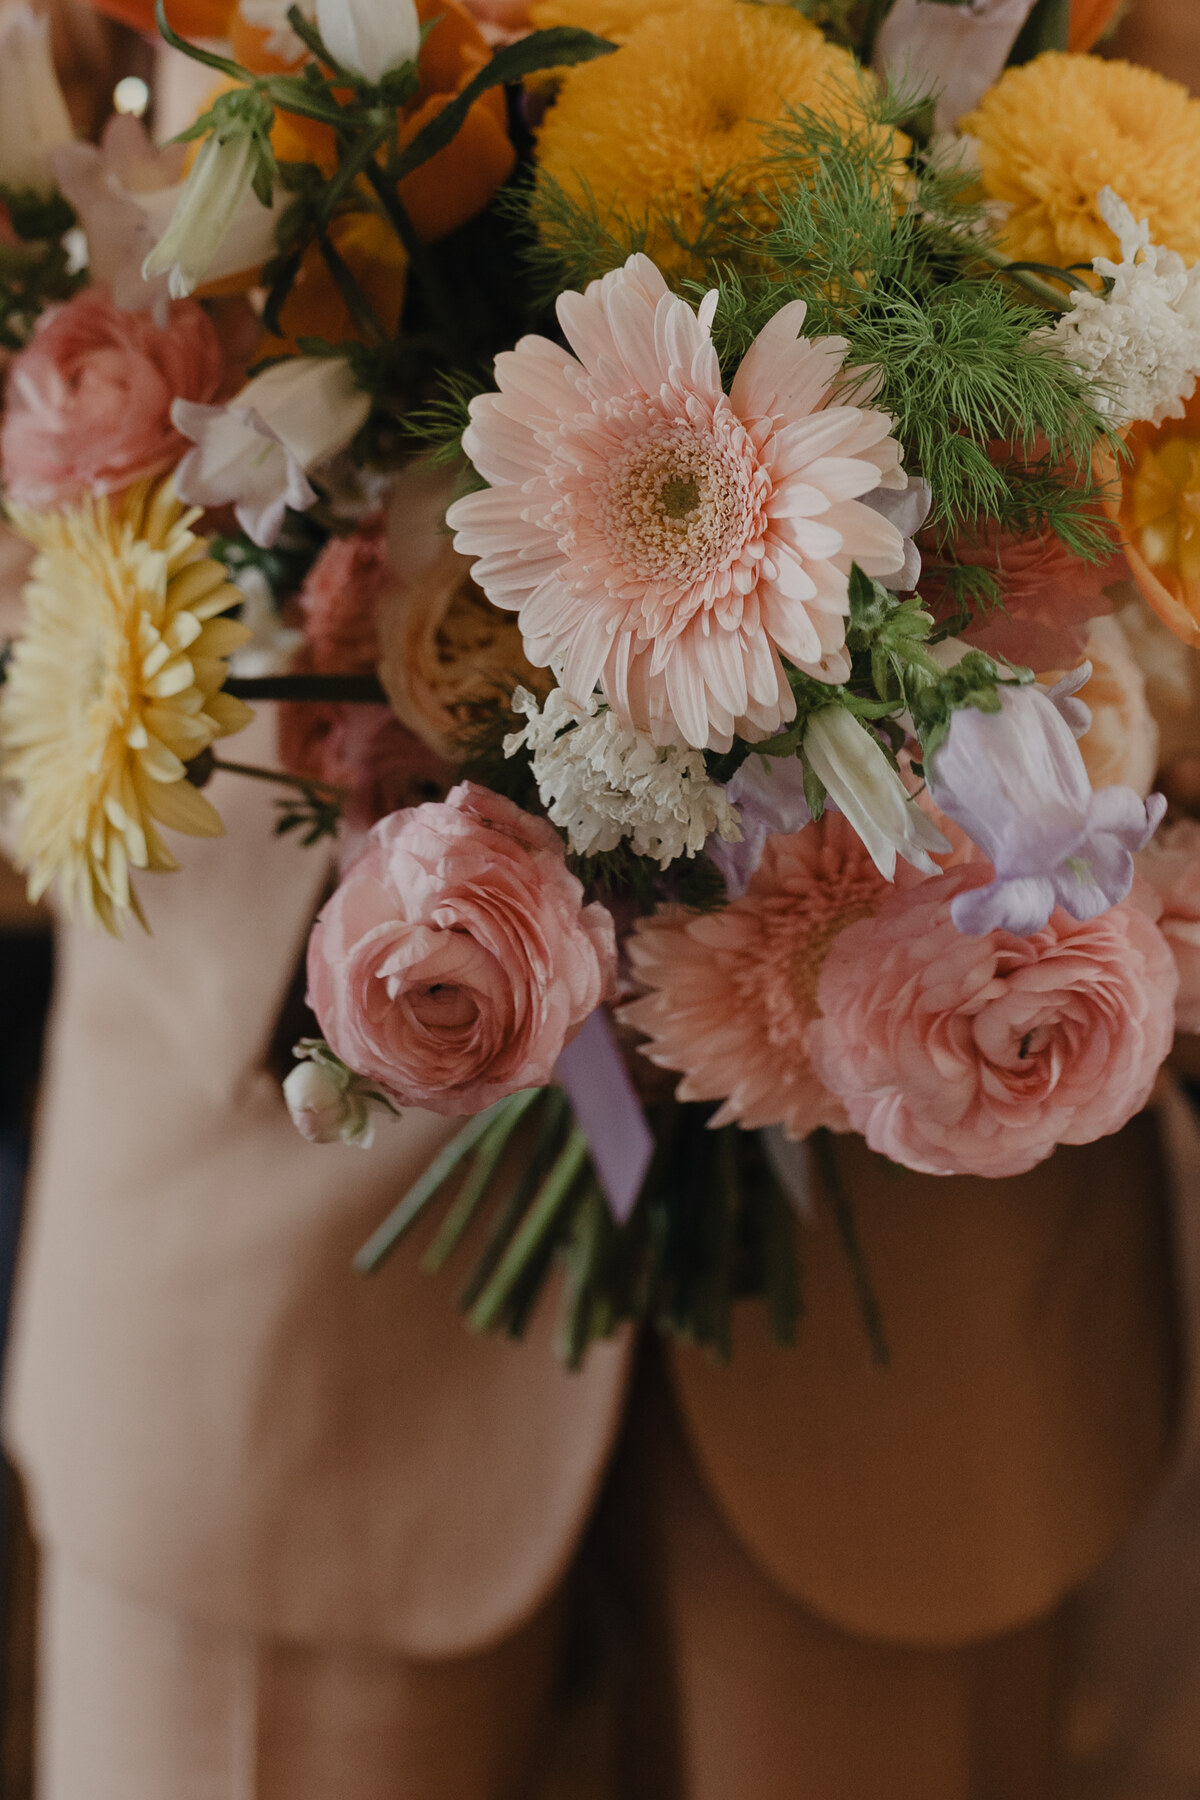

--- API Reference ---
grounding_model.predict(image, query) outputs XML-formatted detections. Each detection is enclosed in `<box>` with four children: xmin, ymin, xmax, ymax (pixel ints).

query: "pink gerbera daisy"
<box><xmin>618</xmin><ymin>812</ymin><xmax>917</xmax><ymax>1137</ymax></box>
<box><xmin>446</xmin><ymin>254</ymin><xmax>908</xmax><ymax>752</ymax></box>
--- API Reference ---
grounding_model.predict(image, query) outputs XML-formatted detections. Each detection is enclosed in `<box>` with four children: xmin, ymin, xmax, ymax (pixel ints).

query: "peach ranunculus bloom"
<box><xmin>307</xmin><ymin>782</ymin><xmax>617</xmax><ymax>1113</ymax></box>
<box><xmin>921</xmin><ymin>520</ymin><xmax>1122</xmax><ymax>672</ymax></box>
<box><xmin>811</xmin><ymin>864</ymin><xmax>1177</xmax><ymax>1178</ymax></box>
<box><xmin>1072</xmin><ymin>614</ymin><xmax>1160</xmax><ymax>797</ymax></box>
<box><xmin>1135</xmin><ymin>818</ymin><xmax>1200</xmax><ymax>1034</ymax></box>
<box><xmin>0</xmin><ymin>287</ymin><xmax>225</xmax><ymax>511</ymax></box>
<box><xmin>619</xmin><ymin>814</ymin><xmax>924</xmax><ymax>1140</ymax></box>
<box><xmin>379</xmin><ymin>459</ymin><xmax>550</xmax><ymax>759</ymax></box>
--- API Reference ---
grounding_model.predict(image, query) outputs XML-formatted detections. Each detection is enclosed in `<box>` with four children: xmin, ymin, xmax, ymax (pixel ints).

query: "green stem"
<box><xmin>468</xmin><ymin>1125</ymin><xmax>590</xmax><ymax>1334</ymax></box>
<box><xmin>355</xmin><ymin>1095</ymin><xmax>538</xmax><ymax>1272</ymax></box>
<box><xmin>809</xmin><ymin>1128</ymin><xmax>890</xmax><ymax>1369</ymax></box>
<box><xmin>362</xmin><ymin>160</ymin><xmax>468</xmax><ymax>359</ymax></box>
<box><xmin>971</xmin><ymin>242</ymin><xmax>1070</xmax><ymax>312</ymax></box>
<box><xmin>315</xmin><ymin>226</ymin><xmax>389</xmax><ymax>347</ymax></box>
<box><xmin>209</xmin><ymin>756</ymin><xmax>345</xmax><ymax>800</ymax></box>
<box><xmin>422</xmin><ymin>1088</ymin><xmax>541</xmax><ymax>1273</ymax></box>
<box><xmin>224</xmin><ymin>674</ymin><xmax>388</xmax><ymax>703</ymax></box>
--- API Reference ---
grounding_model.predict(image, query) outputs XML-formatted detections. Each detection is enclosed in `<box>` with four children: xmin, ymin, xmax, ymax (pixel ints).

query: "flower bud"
<box><xmin>0</xmin><ymin>8</ymin><xmax>74</xmax><ymax>199</ymax></box>
<box><xmin>172</xmin><ymin>356</ymin><xmax>372</xmax><ymax>546</ymax></box>
<box><xmin>284</xmin><ymin>1058</ymin><xmax>356</xmax><ymax>1143</ymax></box>
<box><xmin>803</xmin><ymin>705</ymin><xmax>949</xmax><ymax>883</ymax></box>
<box><xmin>142</xmin><ymin>112</ymin><xmax>279</xmax><ymax>300</ymax></box>
<box><xmin>316</xmin><ymin>0</ymin><xmax>420</xmax><ymax>83</ymax></box>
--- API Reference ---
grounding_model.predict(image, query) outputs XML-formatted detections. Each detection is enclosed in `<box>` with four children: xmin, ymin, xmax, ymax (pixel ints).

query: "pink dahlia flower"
<box><xmin>0</xmin><ymin>286</ymin><xmax>225</xmax><ymax>510</ymax></box>
<box><xmin>619</xmin><ymin>813</ymin><xmax>919</xmax><ymax>1138</ymax></box>
<box><xmin>307</xmin><ymin>783</ymin><xmax>617</xmax><ymax>1114</ymax></box>
<box><xmin>447</xmin><ymin>254</ymin><xmax>907</xmax><ymax>751</ymax></box>
<box><xmin>811</xmin><ymin>865</ymin><xmax>1177</xmax><ymax>1177</ymax></box>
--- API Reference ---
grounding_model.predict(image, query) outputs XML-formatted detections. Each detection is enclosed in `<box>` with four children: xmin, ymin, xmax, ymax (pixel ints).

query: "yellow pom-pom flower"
<box><xmin>0</xmin><ymin>477</ymin><xmax>255</xmax><ymax>933</ymax></box>
<box><xmin>528</xmin><ymin>0</ymin><xmax>718</xmax><ymax>42</ymax></box>
<box><xmin>535</xmin><ymin>0</ymin><xmax>891</xmax><ymax>279</ymax></box>
<box><xmin>964</xmin><ymin>53</ymin><xmax>1200</xmax><ymax>269</ymax></box>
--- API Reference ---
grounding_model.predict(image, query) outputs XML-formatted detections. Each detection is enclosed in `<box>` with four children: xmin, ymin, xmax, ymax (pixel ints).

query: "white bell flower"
<box><xmin>316</xmin><ymin>0</ymin><xmax>421</xmax><ymax>83</ymax></box>
<box><xmin>0</xmin><ymin>8</ymin><xmax>74</xmax><ymax>198</ymax></box>
<box><xmin>803</xmin><ymin>705</ymin><xmax>949</xmax><ymax>881</ymax></box>
<box><xmin>141</xmin><ymin>128</ymin><xmax>281</xmax><ymax>301</ymax></box>
<box><xmin>172</xmin><ymin>357</ymin><xmax>372</xmax><ymax>547</ymax></box>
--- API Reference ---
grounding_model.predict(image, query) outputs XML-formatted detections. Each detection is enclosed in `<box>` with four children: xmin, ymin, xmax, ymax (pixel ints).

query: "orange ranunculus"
<box><xmin>1113</xmin><ymin>388</ymin><xmax>1200</xmax><ymax>649</ymax></box>
<box><xmin>79</xmin><ymin>0</ymin><xmax>234</xmax><ymax>33</ymax></box>
<box><xmin>1068</xmin><ymin>0</ymin><xmax>1123</xmax><ymax>52</ymax></box>
<box><xmin>258</xmin><ymin>209</ymin><xmax>408</xmax><ymax>356</ymax></box>
<box><xmin>250</xmin><ymin>0</ymin><xmax>514</xmax><ymax>240</ymax></box>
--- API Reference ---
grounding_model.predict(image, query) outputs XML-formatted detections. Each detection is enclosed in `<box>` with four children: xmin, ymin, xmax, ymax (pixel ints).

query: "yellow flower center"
<box><xmin>601</xmin><ymin>428</ymin><xmax>745</xmax><ymax>580</ymax></box>
<box><xmin>1131</xmin><ymin>431</ymin><xmax>1200</xmax><ymax>584</ymax></box>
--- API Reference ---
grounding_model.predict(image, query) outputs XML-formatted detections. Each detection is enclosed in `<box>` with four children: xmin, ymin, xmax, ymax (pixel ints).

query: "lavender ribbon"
<box><xmin>553</xmin><ymin>1007</ymin><xmax>655</xmax><ymax>1223</ymax></box>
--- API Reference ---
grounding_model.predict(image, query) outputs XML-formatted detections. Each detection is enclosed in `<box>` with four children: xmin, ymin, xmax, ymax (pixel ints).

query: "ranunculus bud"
<box><xmin>283</xmin><ymin>1045</ymin><xmax>387</xmax><ymax>1147</ymax></box>
<box><xmin>315</xmin><ymin>0</ymin><xmax>421</xmax><ymax>84</ymax></box>
<box><xmin>172</xmin><ymin>356</ymin><xmax>372</xmax><ymax>547</ymax></box>
<box><xmin>284</xmin><ymin>1058</ymin><xmax>355</xmax><ymax>1143</ymax></box>
<box><xmin>0</xmin><ymin>8</ymin><xmax>74</xmax><ymax>198</ymax></box>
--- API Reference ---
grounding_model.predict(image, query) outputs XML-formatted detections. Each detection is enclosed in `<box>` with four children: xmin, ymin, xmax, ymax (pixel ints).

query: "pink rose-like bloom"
<box><xmin>1135</xmin><ymin>818</ymin><xmax>1200</xmax><ymax>1033</ymax></box>
<box><xmin>620</xmin><ymin>814</ymin><xmax>921</xmax><ymax>1139</ymax></box>
<box><xmin>448</xmin><ymin>254</ymin><xmax>907</xmax><ymax>752</ymax></box>
<box><xmin>307</xmin><ymin>783</ymin><xmax>618</xmax><ymax>1114</ymax></box>
<box><xmin>296</xmin><ymin>521</ymin><xmax>390</xmax><ymax>674</ymax></box>
<box><xmin>811</xmin><ymin>864</ymin><xmax>1177</xmax><ymax>1178</ymax></box>
<box><xmin>924</xmin><ymin>524</ymin><xmax>1122</xmax><ymax>671</ymax></box>
<box><xmin>1</xmin><ymin>287</ymin><xmax>225</xmax><ymax>510</ymax></box>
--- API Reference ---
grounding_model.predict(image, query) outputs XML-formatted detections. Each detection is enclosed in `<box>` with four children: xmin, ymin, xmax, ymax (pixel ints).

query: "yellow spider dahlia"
<box><xmin>964</xmin><ymin>53</ymin><xmax>1200</xmax><ymax>270</ymax></box>
<box><xmin>535</xmin><ymin>0</ymin><xmax>893</xmax><ymax>280</ymax></box>
<box><xmin>1</xmin><ymin>477</ymin><xmax>255</xmax><ymax>932</ymax></box>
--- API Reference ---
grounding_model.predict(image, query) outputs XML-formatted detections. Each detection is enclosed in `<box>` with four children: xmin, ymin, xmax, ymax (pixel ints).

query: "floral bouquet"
<box><xmin>2</xmin><ymin>0</ymin><xmax>1200</xmax><ymax>1363</ymax></box>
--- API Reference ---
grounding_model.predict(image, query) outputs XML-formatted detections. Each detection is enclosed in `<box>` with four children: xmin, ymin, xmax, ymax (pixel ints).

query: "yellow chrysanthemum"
<box><xmin>0</xmin><ymin>477</ymin><xmax>255</xmax><ymax>933</ymax></box>
<box><xmin>964</xmin><ymin>53</ymin><xmax>1200</xmax><ymax>269</ymax></box>
<box><xmin>535</xmin><ymin>0</ymin><xmax>892</xmax><ymax>279</ymax></box>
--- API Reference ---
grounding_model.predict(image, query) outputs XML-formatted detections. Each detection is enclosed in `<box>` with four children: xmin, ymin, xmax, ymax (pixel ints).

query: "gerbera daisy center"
<box><xmin>598</xmin><ymin>426</ymin><xmax>751</xmax><ymax>582</ymax></box>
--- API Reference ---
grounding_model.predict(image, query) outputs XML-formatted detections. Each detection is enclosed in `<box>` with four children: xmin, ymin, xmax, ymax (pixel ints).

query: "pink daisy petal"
<box><xmin>450</xmin><ymin>254</ymin><xmax>908</xmax><ymax>750</ymax></box>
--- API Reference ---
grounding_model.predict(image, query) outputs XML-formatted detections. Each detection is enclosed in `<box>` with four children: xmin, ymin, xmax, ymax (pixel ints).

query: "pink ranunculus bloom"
<box><xmin>447</xmin><ymin>254</ymin><xmax>908</xmax><ymax>752</ymax></box>
<box><xmin>620</xmin><ymin>813</ymin><xmax>922</xmax><ymax>1139</ymax></box>
<box><xmin>295</xmin><ymin>520</ymin><xmax>390</xmax><ymax>674</ymax></box>
<box><xmin>278</xmin><ymin>698</ymin><xmax>454</xmax><ymax>833</ymax></box>
<box><xmin>307</xmin><ymin>782</ymin><xmax>618</xmax><ymax>1114</ymax></box>
<box><xmin>811</xmin><ymin>864</ymin><xmax>1178</xmax><ymax>1178</ymax></box>
<box><xmin>0</xmin><ymin>287</ymin><xmax>224</xmax><ymax>510</ymax></box>
<box><xmin>923</xmin><ymin>522</ymin><xmax>1124</xmax><ymax>672</ymax></box>
<box><xmin>1135</xmin><ymin>818</ymin><xmax>1200</xmax><ymax>1033</ymax></box>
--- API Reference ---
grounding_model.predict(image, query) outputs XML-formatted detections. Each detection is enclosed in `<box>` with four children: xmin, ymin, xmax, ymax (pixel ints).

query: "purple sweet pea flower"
<box><xmin>928</xmin><ymin>681</ymin><xmax>1166</xmax><ymax>937</ymax></box>
<box><xmin>861</xmin><ymin>475</ymin><xmax>932</xmax><ymax>591</ymax></box>
<box><xmin>707</xmin><ymin>755</ymin><xmax>811</xmax><ymax>897</ymax></box>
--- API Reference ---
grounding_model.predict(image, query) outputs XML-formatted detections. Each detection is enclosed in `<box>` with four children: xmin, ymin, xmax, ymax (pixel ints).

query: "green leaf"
<box><xmin>392</xmin><ymin>27</ymin><xmax>616</xmax><ymax>184</ymax></box>
<box><xmin>801</xmin><ymin>755</ymin><xmax>826</xmax><ymax>822</ymax></box>
<box><xmin>1008</xmin><ymin>0</ymin><xmax>1070</xmax><ymax>61</ymax></box>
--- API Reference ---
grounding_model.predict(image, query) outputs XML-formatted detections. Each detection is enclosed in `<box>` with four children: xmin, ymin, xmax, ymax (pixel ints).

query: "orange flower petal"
<box><xmin>398</xmin><ymin>90</ymin><xmax>515</xmax><ymax>241</ymax></box>
<box><xmin>1068</xmin><ymin>0</ymin><xmax>1123</xmax><ymax>52</ymax></box>
<box><xmin>1112</xmin><ymin>397</ymin><xmax>1200</xmax><ymax>649</ymax></box>
<box><xmin>77</xmin><ymin>0</ymin><xmax>233</xmax><ymax>31</ymax></box>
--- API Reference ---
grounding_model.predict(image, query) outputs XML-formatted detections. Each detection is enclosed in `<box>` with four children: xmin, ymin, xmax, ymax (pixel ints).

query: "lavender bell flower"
<box><xmin>707</xmin><ymin>754</ymin><xmax>812</xmax><ymax>897</ymax></box>
<box><xmin>927</xmin><ymin>678</ymin><xmax>1167</xmax><ymax>937</ymax></box>
<box><xmin>860</xmin><ymin>474</ymin><xmax>932</xmax><ymax>591</ymax></box>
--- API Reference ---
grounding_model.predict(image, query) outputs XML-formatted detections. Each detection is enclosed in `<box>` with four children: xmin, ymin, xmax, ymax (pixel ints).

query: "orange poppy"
<box><xmin>1111</xmin><ymin>390</ymin><xmax>1200</xmax><ymax>649</ymax></box>
<box><xmin>1068</xmin><ymin>0</ymin><xmax>1123</xmax><ymax>52</ymax></box>
<box><xmin>79</xmin><ymin>0</ymin><xmax>234</xmax><ymax>35</ymax></box>
<box><xmin>238</xmin><ymin>0</ymin><xmax>514</xmax><ymax>242</ymax></box>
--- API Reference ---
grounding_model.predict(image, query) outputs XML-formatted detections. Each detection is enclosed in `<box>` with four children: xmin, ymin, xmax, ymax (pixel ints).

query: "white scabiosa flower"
<box><xmin>803</xmin><ymin>705</ymin><xmax>949</xmax><ymax>881</ymax></box>
<box><xmin>0</xmin><ymin>8</ymin><xmax>74</xmax><ymax>198</ymax></box>
<box><xmin>1045</xmin><ymin>187</ymin><xmax>1200</xmax><ymax>427</ymax></box>
<box><xmin>172</xmin><ymin>356</ymin><xmax>372</xmax><ymax>548</ymax></box>
<box><xmin>505</xmin><ymin>686</ymin><xmax>742</xmax><ymax>869</ymax></box>
<box><xmin>316</xmin><ymin>0</ymin><xmax>420</xmax><ymax>83</ymax></box>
